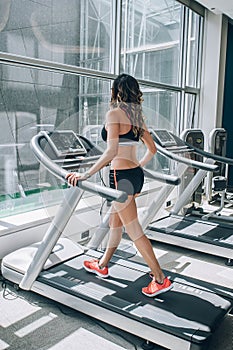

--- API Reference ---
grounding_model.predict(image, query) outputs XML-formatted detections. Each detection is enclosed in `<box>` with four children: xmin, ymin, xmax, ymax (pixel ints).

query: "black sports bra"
<box><xmin>101</xmin><ymin>125</ymin><xmax>140</xmax><ymax>143</ymax></box>
<box><xmin>101</xmin><ymin>105</ymin><xmax>140</xmax><ymax>143</ymax></box>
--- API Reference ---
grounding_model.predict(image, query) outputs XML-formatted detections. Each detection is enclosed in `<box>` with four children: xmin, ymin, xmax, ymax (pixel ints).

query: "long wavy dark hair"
<box><xmin>110</xmin><ymin>74</ymin><xmax>145</xmax><ymax>138</ymax></box>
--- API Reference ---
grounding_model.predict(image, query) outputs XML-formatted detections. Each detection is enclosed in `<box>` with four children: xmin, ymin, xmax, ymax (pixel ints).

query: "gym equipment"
<box><xmin>145</xmin><ymin>129</ymin><xmax>233</xmax><ymax>266</ymax></box>
<box><xmin>181</xmin><ymin>128</ymin><xmax>233</xmax><ymax>223</ymax></box>
<box><xmin>179</xmin><ymin>128</ymin><xmax>205</xmax><ymax>206</ymax></box>
<box><xmin>203</xmin><ymin>128</ymin><xmax>233</xmax><ymax>219</ymax></box>
<box><xmin>206</xmin><ymin>128</ymin><xmax>227</xmax><ymax>204</ymax></box>
<box><xmin>2</xmin><ymin>130</ymin><xmax>233</xmax><ymax>350</ymax></box>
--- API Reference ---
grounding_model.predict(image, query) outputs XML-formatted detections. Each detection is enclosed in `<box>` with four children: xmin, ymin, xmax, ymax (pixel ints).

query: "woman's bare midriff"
<box><xmin>111</xmin><ymin>144</ymin><xmax>139</xmax><ymax>170</ymax></box>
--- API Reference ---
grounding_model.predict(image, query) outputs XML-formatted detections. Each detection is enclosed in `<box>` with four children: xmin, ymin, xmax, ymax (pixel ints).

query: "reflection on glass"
<box><xmin>0</xmin><ymin>64</ymin><xmax>110</xmax><ymax>217</ymax></box>
<box><xmin>140</xmin><ymin>87</ymin><xmax>179</xmax><ymax>172</ymax></box>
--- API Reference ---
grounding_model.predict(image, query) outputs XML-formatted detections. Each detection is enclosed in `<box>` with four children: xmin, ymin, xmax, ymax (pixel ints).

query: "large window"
<box><xmin>0</xmin><ymin>63</ymin><xmax>110</xmax><ymax>216</ymax></box>
<box><xmin>0</xmin><ymin>0</ymin><xmax>113</xmax><ymax>72</ymax></box>
<box><xmin>0</xmin><ymin>0</ymin><xmax>204</xmax><ymax>217</ymax></box>
<box><xmin>121</xmin><ymin>0</ymin><xmax>182</xmax><ymax>85</ymax></box>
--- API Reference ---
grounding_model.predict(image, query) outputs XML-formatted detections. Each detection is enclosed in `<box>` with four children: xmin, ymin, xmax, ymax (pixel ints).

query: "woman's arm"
<box><xmin>139</xmin><ymin>124</ymin><xmax>157</xmax><ymax>167</ymax></box>
<box><xmin>66</xmin><ymin>110</ymin><xmax>120</xmax><ymax>186</ymax></box>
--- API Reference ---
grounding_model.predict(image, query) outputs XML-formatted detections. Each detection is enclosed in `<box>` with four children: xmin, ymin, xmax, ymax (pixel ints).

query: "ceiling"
<box><xmin>195</xmin><ymin>0</ymin><xmax>233</xmax><ymax>19</ymax></box>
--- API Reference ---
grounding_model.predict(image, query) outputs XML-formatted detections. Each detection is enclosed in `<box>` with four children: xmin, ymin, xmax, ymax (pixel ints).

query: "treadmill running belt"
<box><xmin>148</xmin><ymin>216</ymin><xmax>233</xmax><ymax>247</ymax></box>
<box><xmin>38</xmin><ymin>252</ymin><xmax>232</xmax><ymax>347</ymax></box>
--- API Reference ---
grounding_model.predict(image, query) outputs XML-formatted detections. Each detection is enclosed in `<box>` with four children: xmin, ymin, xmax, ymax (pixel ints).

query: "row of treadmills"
<box><xmin>1</xmin><ymin>129</ymin><xmax>233</xmax><ymax>350</ymax></box>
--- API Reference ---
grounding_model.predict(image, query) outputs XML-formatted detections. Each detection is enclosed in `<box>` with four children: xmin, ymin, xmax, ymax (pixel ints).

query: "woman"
<box><xmin>66</xmin><ymin>74</ymin><xmax>172</xmax><ymax>297</ymax></box>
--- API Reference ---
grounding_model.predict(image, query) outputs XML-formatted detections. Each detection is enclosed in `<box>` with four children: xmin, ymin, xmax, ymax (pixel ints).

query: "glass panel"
<box><xmin>0</xmin><ymin>0</ymin><xmax>112</xmax><ymax>72</ymax></box>
<box><xmin>121</xmin><ymin>0</ymin><xmax>182</xmax><ymax>85</ymax></box>
<box><xmin>0</xmin><ymin>63</ymin><xmax>111</xmax><ymax>217</ymax></box>
<box><xmin>186</xmin><ymin>9</ymin><xmax>202</xmax><ymax>88</ymax></box>
<box><xmin>139</xmin><ymin>87</ymin><xmax>180</xmax><ymax>171</ymax></box>
<box><xmin>183</xmin><ymin>93</ymin><xmax>199</xmax><ymax>129</ymax></box>
<box><xmin>142</xmin><ymin>88</ymin><xmax>179</xmax><ymax>131</ymax></box>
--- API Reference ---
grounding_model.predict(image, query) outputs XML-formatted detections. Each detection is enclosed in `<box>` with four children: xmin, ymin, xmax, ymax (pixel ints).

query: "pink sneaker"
<box><xmin>83</xmin><ymin>259</ymin><xmax>109</xmax><ymax>278</ymax></box>
<box><xmin>142</xmin><ymin>276</ymin><xmax>173</xmax><ymax>297</ymax></box>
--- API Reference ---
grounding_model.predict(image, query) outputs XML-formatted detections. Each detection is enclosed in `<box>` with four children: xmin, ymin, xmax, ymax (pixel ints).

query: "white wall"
<box><xmin>199</xmin><ymin>11</ymin><xmax>228</xmax><ymax>145</ymax></box>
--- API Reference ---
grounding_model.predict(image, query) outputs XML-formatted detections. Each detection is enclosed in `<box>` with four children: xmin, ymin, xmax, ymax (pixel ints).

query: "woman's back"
<box><xmin>107</xmin><ymin>107</ymin><xmax>141</xmax><ymax>170</ymax></box>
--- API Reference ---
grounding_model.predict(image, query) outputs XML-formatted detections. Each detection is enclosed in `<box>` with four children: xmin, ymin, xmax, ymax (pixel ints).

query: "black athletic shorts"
<box><xmin>109</xmin><ymin>166</ymin><xmax>144</xmax><ymax>196</ymax></box>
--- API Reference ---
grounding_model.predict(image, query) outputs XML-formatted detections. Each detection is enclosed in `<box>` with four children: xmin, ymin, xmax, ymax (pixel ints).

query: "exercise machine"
<box><xmin>179</xmin><ymin>128</ymin><xmax>205</xmax><ymax>207</ymax></box>
<box><xmin>1</xmin><ymin>130</ymin><xmax>233</xmax><ymax>350</ymax></box>
<box><xmin>145</xmin><ymin>129</ymin><xmax>233</xmax><ymax>265</ymax></box>
<box><xmin>203</xmin><ymin>128</ymin><xmax>233</xmax><ymax>218</ymax></box>
<box><xmin>181</xmin><ymin>128</ymin><xmax>233</xmax><ymax>224</ymax></box>
<box><xmin>206</xmin><ymin>128</ymin><xmax>228</xmax><ymax>204</ymax></box>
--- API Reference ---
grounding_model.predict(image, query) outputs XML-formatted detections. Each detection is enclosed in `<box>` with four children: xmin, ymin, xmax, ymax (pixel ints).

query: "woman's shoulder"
<box><xmin>106</xmin><ymin>108</ymin><xmax>122</xmax><ymax>122</ymax></box>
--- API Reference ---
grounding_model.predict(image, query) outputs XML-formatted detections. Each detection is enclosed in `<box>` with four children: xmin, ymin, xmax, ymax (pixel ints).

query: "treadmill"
<box><xmin>146</xmin><ymin>129</ymin><xmax>233</xmax><ymax>266</ymax></box>
<box><xmin>1</xmin><ymin>130</ymin><xmax>233</xmax><ymax>350</ymax></box>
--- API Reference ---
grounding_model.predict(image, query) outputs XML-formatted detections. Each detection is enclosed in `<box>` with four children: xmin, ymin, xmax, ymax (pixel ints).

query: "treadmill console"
<box><xmin>151</xmin><ymin>130</ymin><xmax>177</xmax><ymax>147</ymax></box>
<box><xmin>44</xmin><ymin>130</ymin><xmax>87</xmax><ymax>157</ymax></box>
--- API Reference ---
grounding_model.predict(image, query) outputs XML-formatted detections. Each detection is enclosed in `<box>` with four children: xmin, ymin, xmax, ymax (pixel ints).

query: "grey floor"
<box><xmin>1</xmin><ymin>237</ymin><xmax>233</xmax><ymax>350</ymax></box>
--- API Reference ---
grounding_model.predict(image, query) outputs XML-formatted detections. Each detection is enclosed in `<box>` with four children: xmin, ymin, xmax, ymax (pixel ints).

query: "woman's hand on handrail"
<box><xmin>65</xmin><ymin>171</ymin><xmax>91</xmax><ymax>186</ymax></box>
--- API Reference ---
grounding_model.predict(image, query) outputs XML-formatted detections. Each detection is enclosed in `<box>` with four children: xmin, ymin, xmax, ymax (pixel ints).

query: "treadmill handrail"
<box><xmin>31</xmin><ymin>132</ymin><xmax>128</xmax><ymax>203</ymax></box>
<box><xmin>143</xmin><ymin>169</ymin><xmax>181</xmax><ymax>185</ymax></box>
<box><xmin>54</xmin><ymin>155</ymin><xmax>101</xmax><ymax>163</ymax></box>
<box><xmin>185</xmin><ymin>142</ymin><xmax>233</xmax><ymax>166</ymax></box>
<box><xmin>155</xmin><ymin>143</ymin><xmax>218</xmax><ymax>172</ymax></box>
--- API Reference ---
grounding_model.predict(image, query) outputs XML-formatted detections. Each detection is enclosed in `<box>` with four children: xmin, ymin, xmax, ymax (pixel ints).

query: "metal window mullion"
<box><xmin>186</xmin><ymin>9</ymin><xmax>192</xmax><ymax>87</ymax></box>
<box><xmin>184</xmin><ymin>9</ymin><xmax>192</xmax><ymax>130</ymax></box>
<box><xmin>179</xmin><ymin>6</ymin><xmax>188</xmax><ymax>132</ymax></box>
<box><xmin>115</xmin><ymin>0</ymin><xmax>122</xmax><ymax>75</ymax></box>
<box><xmin>110</xmin><ymin>0</ymin><xmax>122</xmax><ymax>75</ymax></box>
<box><xmin>85</xmin><ymin>2</ymin><xmax>89</xmax><ymax>64</ymax></box>
<box><xmin>177</xmin><ymin>90</ymin><xmax>183</xmax><ymax>133</ymax></box>
<box><xmin>180</xmin><ymin>6</ymin><xmax>187</xmax><ymax>90</ymax></box>
<box><xmin>96</xmin><ymin>1</ymin><xmax>100</xmax><ymax>121</ymax></box>
<box><xmin>97</xmin><ymin>2</ymin><xmax>100</xmax><ymax>72</ymax></box>
<box><xmin>195</xmin><ymin>15</ymin><xmax>204</xmax><ymax>127</ymax></box>
<box><xmin>130</xmin><ymin>0</ymin><xmax>136</xmax><ymax>75</ymax></box>
<box><xmin>0</xmin><ymin>51</ymin><xmax>198</xmax><ymax>96</ymax></box>
<box><xmin>80</xmin><ymin>2</ymin><xmax>85</xmax><ymax>128</ymax></box>
<box><xmin>196</xmin><ymin>15</ymin><xmax>204</xmax><ymax>90</ymax></box>
<box><xmin>80</xmin><ymin>0</ymin><xmax>85</xmax><ymax>67</ymax></box>
<box><xmin>122</xmin><ymin>0</ymin><xmax>128</xmax><ymax>72</ymax></box>
<box><xmin>177</xmin><ymin>5</ymin><xmax>185</xmax><ymax>132</ymax></box>
<box><xmin>97</xmin><ymin>2</ymin><xmax>101</xmax><ymax>123</ymax></box>
<box><xmin>109</xmin><ymin>0</ymin><xmax>115</xmax><ymax>73</ymax></box>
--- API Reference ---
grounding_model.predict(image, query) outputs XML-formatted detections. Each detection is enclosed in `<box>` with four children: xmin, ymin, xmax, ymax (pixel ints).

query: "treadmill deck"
<box><xmin>38</xmin><ymin>250</ymin><xmax>233</xmax><ymax>347</ymax></box>
<box><xmin>148</xmin><ymin>215</ymin><xmax>233</xmax><ymax>248</ymax></box>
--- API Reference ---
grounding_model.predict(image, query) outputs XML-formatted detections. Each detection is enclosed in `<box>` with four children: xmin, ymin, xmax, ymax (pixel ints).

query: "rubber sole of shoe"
<box><xmin>83</xmin><ymin>265</ymin><xmax>109</xmax><ymax>278</ymax></box>
<box><xmin>142</xmin><ymin>283</ymin><xmax>173</xmax><ymax>297</ymax></box>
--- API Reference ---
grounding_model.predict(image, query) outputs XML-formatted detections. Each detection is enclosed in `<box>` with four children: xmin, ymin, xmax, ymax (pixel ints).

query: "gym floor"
<box><xmin>1</xmin><ymin>236</ymin><xmax>233</xmax><ymax>350</ymax></box>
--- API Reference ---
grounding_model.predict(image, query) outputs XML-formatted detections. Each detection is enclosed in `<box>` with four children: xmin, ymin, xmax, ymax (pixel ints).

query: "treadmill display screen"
<box><xmin>46</xmin><ymin>131</ymin><xmax>87</xmax><ymax>157</ymax></box>
<box><xmin>153</xmin><ymin>130</ymin><xmax>177</xmax><ymax>147</ymax></box>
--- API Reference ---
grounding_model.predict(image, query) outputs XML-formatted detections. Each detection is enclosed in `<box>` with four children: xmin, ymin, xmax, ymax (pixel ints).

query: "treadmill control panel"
<box><xmin>44</xmin><ymin>130</ymin><xmax>87</xmax><ymax>157</ymax></box>
<box><xmin>151</xmin><ymin>130</ymin><xmax>177</xmax><ymax>147</ymax></box>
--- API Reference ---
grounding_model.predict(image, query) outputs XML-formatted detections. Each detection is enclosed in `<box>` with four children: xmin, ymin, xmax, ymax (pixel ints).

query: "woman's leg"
<box><xmin>113</xmin><ymin>196</ymin><xmax>165</xmax><ymax>283</ymax></box>
<box><xmin>83</xmin><ymin>208</ymin><xmax>123</xmax><ymax>277</ymax></box>
<box><xmin>98</xmin><ymin>209</ymin><xmax>123</xmax><ymax>268</ymax></box>
<box><xmin>133</xmin><ymin>235</ymin><xmax>165</xmax><ymax>283</ymax></box>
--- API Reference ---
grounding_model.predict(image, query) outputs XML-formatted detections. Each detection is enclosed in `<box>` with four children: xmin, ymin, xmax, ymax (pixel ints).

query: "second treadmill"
<box><xmin>146</xmin><ymin>129</ymin><xmax>233</xmax><ymax>265</ymax></box>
